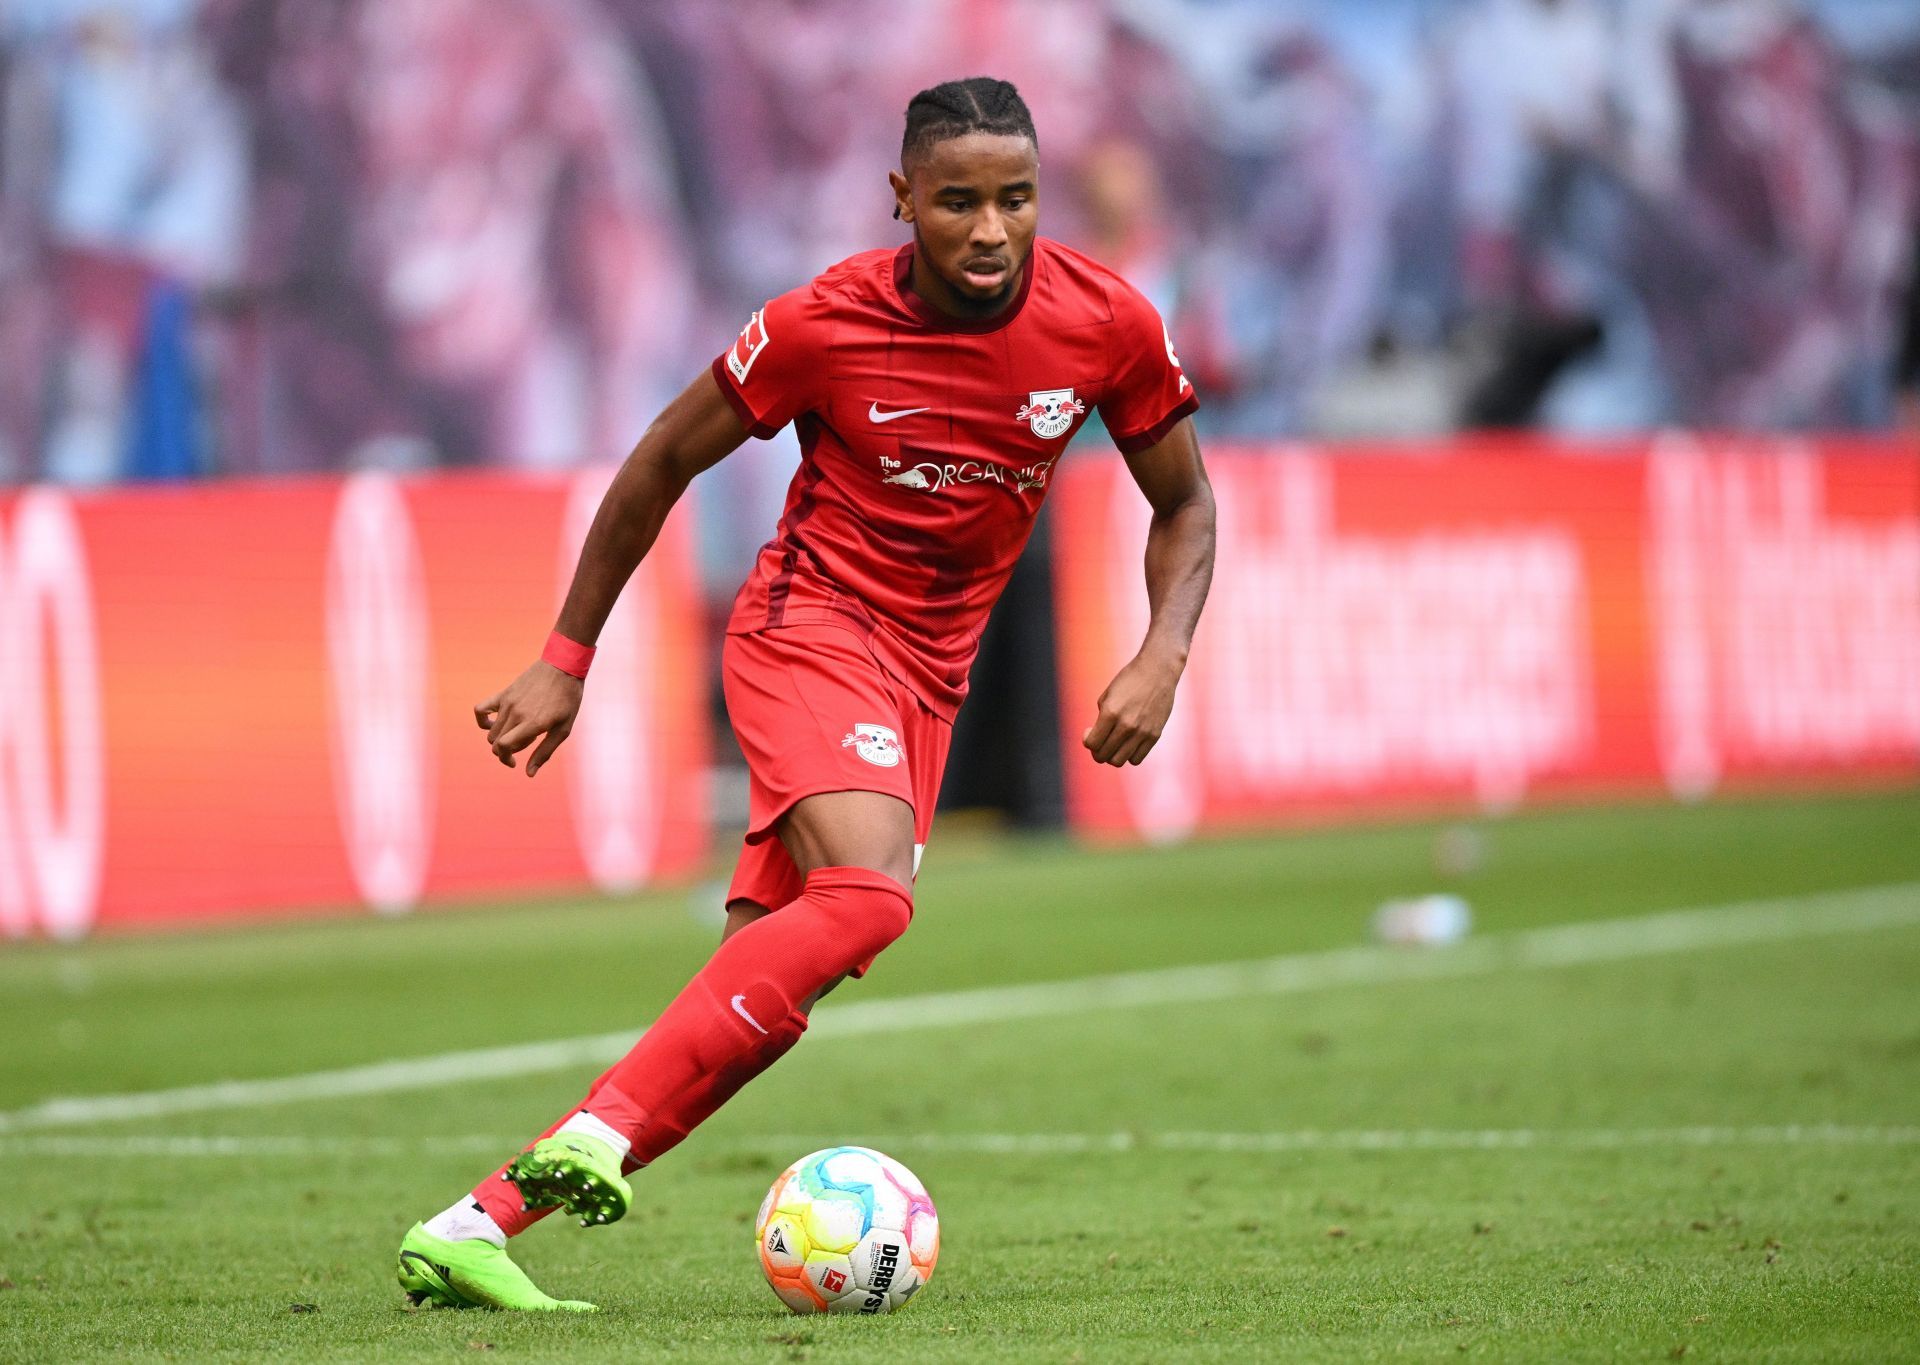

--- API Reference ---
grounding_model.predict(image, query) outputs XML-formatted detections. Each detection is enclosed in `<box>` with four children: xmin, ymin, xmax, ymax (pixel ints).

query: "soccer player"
<box><xmin>396</xmin><ymin>77</ymin><xmax>1215</xmax><ymax>1311</ymax></box>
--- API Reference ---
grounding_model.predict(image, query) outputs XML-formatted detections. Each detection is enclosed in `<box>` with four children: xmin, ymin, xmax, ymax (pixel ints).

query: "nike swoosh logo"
<box><xmin>730</xmin><ymin>994</ymin><xmax>769</xmax><ymax>1035</ymax></box>
<box><xmin>868</xmin><ymin>402</ymin><xmax>931</xmax><ymax>424</ymax></box>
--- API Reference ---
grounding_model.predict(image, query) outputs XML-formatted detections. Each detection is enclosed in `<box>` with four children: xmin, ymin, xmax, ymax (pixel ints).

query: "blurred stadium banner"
<box><xmin>1053</xmin><ymin>436</ymin><xmax>1920</xmax><ymax>842</ymax></box>
<box><xmin>0</xmin><ymin>470</ymin><xmax>708</xmax><ymax>941</ymax></box>
<box><xmin>5</xmin><ymin>439</ymin><xmax>1916</xmax><ymax>941</ymax></box>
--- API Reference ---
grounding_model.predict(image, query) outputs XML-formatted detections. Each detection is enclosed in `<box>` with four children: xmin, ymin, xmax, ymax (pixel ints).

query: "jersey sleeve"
<box><xmin>1098</xmin><ymin>285</ymin><xmax>1199</xmax><ymax>455</ymax></box>
<box><xmin>709</xmin><ymin>284</ymin><xmax>834</xmax><ymax>439</ymax></box>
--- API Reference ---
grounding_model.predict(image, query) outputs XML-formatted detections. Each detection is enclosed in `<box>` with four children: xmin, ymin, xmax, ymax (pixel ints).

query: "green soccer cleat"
<box><xmin>396</xmin><ymin>1223</ymin><xmax>597</xmax><ymax>1312</ymax></box>
<box><xmin>504</xmin><ymin>1133</ymin><xmax>633</xmax><ymax>1228</ymax></box>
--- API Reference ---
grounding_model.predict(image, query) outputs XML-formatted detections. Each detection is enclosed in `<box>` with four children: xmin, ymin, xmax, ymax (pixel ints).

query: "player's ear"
<box><xmin>888</xmin><ymin>169</ymin><xmax>913</xmax><ymax>225</ymax></box>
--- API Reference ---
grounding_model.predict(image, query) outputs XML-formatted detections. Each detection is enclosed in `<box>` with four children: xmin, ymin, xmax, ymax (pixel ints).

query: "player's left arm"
<box><xmin>1082</xmin><ymin>415</ymin><xmax>1215</xmax><ymax>767</ymax></box>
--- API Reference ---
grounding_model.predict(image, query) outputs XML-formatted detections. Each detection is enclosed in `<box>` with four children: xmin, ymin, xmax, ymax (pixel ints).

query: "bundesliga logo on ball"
<box><xmin>755</xmin><ymin>1147</ymin><xmax>940</xmax><ymax>1314</ymax></box>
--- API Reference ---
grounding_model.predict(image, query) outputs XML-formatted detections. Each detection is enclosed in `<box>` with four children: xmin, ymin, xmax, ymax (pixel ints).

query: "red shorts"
<box><xmin>722</xmin><ymin>623</ymin><xmax>951</xmax><ymax>915</ymax></box>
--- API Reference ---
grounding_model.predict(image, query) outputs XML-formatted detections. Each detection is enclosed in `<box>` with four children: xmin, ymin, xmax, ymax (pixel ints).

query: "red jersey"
<box><xmin>711</xmin><ymin>236</ymin><xmax>1196</xmax><ymax>720</ymax></box>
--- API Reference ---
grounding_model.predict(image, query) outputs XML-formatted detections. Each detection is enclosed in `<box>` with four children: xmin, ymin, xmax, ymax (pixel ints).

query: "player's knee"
<box><xmin>806</xmin><ymin>864</ymin><xmax>913</xmax><ymax>962</ymax></box>
<box><xmin>868</xmin><ymin>879</ymin><xmax>913</xmax><ymax>951</ymax></box>
<box><xmin>852</xmin><ymin>873</ymin><xmax>913</xmax><ymax>957</ymax></box>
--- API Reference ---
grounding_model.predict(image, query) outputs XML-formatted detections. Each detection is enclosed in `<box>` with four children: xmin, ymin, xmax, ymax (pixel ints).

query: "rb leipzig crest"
<box><xmin>1016</xmin><ymin>388</ymin><xmax>1086</xmax><ymax>439</ymax></box>
<box><xmin>842</xmin><ymin>722</ymin><xmax>904</xmax><ymax>768</ymax></box>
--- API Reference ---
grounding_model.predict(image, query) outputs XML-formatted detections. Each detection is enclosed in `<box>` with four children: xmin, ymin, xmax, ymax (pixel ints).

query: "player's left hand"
<box><xmin>1083</xmin><ymin>648</ymin><xmax>1182</xmax><ymax>767</ymax></box>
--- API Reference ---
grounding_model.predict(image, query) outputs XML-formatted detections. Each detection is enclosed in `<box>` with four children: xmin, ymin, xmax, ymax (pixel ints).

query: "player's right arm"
<box><xmin>477</xmin><ymin>369</ymin><xmax>748</xmax><ymax>776</ymax></box>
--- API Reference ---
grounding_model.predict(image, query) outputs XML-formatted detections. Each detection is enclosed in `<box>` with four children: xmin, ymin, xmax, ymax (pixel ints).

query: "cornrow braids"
<box><xmin>900</xmin><ymin>77</ymin><xmax>1037</xmax><ymax>170</ymax></box>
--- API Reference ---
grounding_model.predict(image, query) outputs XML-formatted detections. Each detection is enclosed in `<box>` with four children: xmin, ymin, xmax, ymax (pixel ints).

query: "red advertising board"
<box><xmin>1052</xmin><ymin>435</ymin><xmax>1920</xmax><ymax>841</ymax></box>
<box><xmin>0</xmin><ymin>469</ymin><xmax>708</xmax><ymax>940</ymax></box>
<box><xmin>5</xmin><ymin>437</ymin><xmax>1912</xmax><ymax>935</ymax></box>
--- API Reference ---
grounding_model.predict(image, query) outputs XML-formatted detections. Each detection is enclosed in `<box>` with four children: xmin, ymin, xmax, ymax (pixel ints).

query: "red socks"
<box><xmin>468</xmin><ymin>866</ymin><xmax>909</xmax><ymax>1236</ymax></box>
<box><xmin>582</xmin><ymin>866</ymin><xmax>909</xmax><ymax>1140</ymax></box>
<box><xmin>626</xmin><ymin>1007</ymin><xmax>808</xmax><ymax>1166</ymax></box>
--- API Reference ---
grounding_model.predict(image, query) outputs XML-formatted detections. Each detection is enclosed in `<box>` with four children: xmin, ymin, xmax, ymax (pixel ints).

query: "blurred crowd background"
<box><xmin>3</xmin><ymin>0</ymin><xmax>1919</xmax><ymax>498</ymax></box>
<box><xmin>1</xmin><ymin>0</ymin><xmax>1917</xmax><ymax>934</ymax></box>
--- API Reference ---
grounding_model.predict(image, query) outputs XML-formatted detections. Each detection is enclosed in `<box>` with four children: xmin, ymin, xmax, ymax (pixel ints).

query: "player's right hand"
<box><xmin>475</xmin><ymin>662</ymin><xmax>584</xmax><ymax>777</ymax></box>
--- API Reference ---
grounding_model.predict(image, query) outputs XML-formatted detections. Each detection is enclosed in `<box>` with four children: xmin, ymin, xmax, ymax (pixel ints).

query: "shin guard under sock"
<box><xmin>470</xmin><ymin>866</ymin><xmax>907</xmax><ymax>1235</ymax></box>
<box><xmin>626</xmin><ymin>1007</ymin><xmax>808</xmax><ymax>1168</ymax></box>
<box><xmin>581</xmin><ymin>866</ymin><xmax>909</xmax><ymax>1143</ymax></box>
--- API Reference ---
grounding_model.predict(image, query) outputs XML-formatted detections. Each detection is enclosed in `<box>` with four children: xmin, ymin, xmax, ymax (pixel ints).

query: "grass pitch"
<box><xmin>2</xmin><ymin>789</ymin><xmax>1918</xmax><ymax>1362</ymax></box>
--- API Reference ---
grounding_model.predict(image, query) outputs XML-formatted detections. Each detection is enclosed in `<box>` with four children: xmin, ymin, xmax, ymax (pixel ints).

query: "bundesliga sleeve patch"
<box><xmin>1163</xmin><ymin>322</ymin><xmax>1191</xmax><ymax>395</ymax></box>
<box><xmin>727</xmin><ymin>308</ymin><xmax>772</xmax><ymax>383</ymax></box>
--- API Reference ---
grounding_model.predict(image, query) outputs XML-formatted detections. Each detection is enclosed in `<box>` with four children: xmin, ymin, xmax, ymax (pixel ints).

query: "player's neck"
<box><xmin>906</xmin><ymin>251</ymin><xmax>1025</xmax><ymax>323</ymax></box>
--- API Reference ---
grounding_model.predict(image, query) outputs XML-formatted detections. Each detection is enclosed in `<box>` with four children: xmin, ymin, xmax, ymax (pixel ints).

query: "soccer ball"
<box><xmin>754</xmin><ymin>1146</ymin><xmax>939</xmax><ymax>1314</ymax></box>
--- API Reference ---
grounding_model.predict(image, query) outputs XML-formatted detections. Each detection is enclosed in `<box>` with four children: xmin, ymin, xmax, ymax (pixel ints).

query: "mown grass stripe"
<box><xmin>2</xmin><ymin>880</ymin><xmax>1915</xmax><ymax>1133</ymax></box>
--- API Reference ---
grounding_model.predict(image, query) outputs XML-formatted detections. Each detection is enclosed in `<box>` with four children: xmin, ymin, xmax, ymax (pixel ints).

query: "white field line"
<box><xmin>2</xmin><ymin>1126</ymin><xmax>1917</xmax><ymax>1160</ymax></box>
<box><xmin>2</xmin><ymin>880</ymin><xmax>1916</xmax><ymax>1136</ymax></box>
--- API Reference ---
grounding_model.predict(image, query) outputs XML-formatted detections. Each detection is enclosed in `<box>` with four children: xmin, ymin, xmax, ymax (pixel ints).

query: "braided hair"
<box><xmin>900</xmin><ymin>77</ymin><xmax>1037</xmax><ymax>170</ymax></box>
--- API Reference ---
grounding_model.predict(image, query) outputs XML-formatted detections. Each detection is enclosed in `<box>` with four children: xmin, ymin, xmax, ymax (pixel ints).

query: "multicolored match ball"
<box><xmin>754</xmin><ymin>1146</ymin><xmax>939</xmax><ymax>1315</ymax></box>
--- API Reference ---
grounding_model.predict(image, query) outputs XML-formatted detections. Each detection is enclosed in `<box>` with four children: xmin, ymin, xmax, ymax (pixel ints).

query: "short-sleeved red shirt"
<box><xmin>711</xmin><ymin>235</ymin><xmax>1196</xmax><ymax>720</ymax></box>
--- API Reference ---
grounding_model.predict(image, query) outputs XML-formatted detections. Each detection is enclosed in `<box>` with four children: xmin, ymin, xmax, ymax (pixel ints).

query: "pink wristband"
<box><xmin>541</xmin><ymin>630</ymin><xmax>596</xmax><ymax>680</ymax></box>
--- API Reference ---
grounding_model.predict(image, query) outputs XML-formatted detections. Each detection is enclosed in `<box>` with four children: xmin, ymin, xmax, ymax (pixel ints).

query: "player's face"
<box><xmin>891</xmin><ymin>133</ymin><xmax>1039</xmax><ymax>317</ymax></box>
